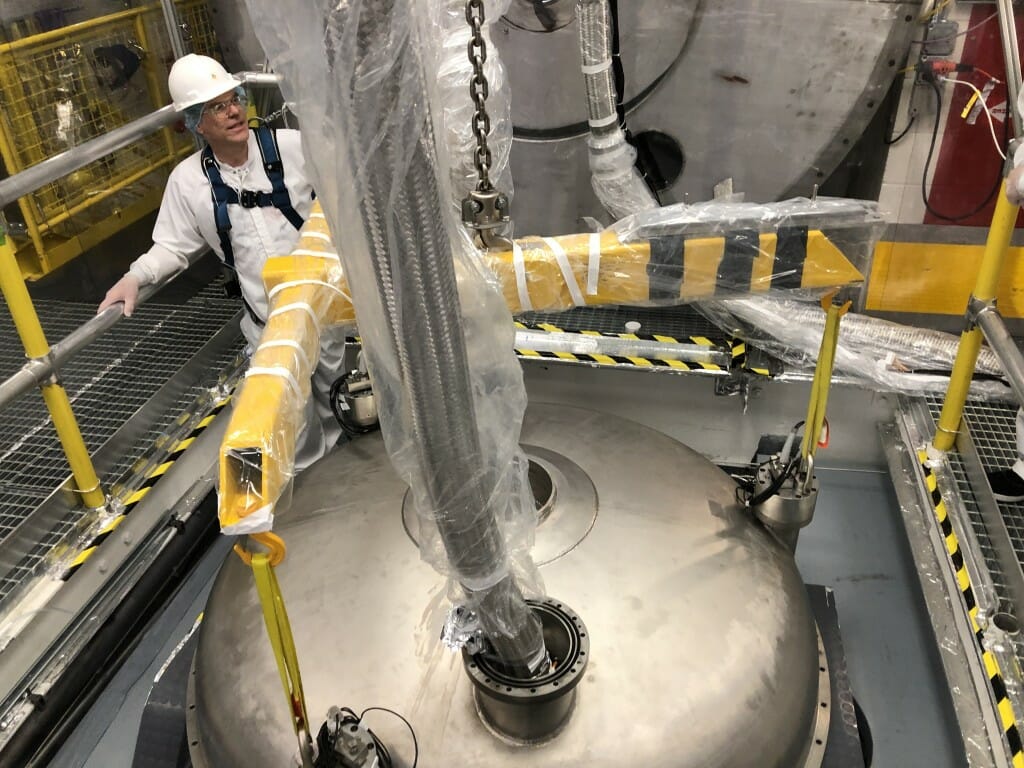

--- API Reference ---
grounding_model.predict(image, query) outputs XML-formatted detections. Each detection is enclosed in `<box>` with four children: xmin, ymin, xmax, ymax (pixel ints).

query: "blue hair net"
<box><xmin>184</xmin><ymin>85</ymin><xmax>247</xmax><ymax>135</ymax></box>
<box><xmin>183</xmin><ymin>104</ymin><xmax>204</xmax><ymax>134</ymax></box>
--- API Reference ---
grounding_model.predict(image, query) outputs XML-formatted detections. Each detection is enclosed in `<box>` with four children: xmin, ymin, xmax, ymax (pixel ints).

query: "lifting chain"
<box><xmin>461</xmin><ymin>0</ymin><xmax>512</xmax><ymax>250</ymax></box>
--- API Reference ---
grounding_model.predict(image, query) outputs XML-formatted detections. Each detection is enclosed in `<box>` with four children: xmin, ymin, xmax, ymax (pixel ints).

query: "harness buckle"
<box><xmin>240</xmin><ymin>189</ymin><xmax>259</xmax><ymax>208</ymax></box>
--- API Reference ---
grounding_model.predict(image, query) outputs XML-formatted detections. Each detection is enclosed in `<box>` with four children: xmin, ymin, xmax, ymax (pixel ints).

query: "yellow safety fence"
<box><xmin>0</xmin><ymin>0</ymin><xmax>220</xmax><ymax>279</ymax></box>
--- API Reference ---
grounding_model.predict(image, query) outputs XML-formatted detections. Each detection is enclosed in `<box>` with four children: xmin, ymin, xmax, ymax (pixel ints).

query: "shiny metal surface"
<box><xmin>495</xmin><ymin>1</ymin><xmax>698</xmax><ymax>132</ymax></box>
<box><xmin>403</xmin><ymin>445</ymin><xmax>598</xmax><ymax>566</ymax></box>
<box><xmin>190</xmin><ymin>404</ymin><xmax>821</xmax><ymax>767</ymax></box>
<box><xmin>504</xmin><ymin>0</ymin><xmax>915</xmax><ymax>234</ymax></box>
<box><xmin>974</xmin><ymin>304</ymin><xmax>1024</xmax><ymax>408</ymax></box>
<box><xmin>210</xmin><ymin>0</ymin><xmax>912</xmax><ymax>235</ymax></box>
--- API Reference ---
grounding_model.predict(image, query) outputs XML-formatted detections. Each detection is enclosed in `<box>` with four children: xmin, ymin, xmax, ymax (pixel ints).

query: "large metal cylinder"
<box><xmin>187</xmin><ymin>404</ymin><xmax>825</xmax><ymax>767</ymax></box>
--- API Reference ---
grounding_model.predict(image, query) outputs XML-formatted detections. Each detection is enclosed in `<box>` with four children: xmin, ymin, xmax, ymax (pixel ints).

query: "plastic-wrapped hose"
<box><xmin>326</xmin><ymin>0</ymin><xmax>546</xmax><ymax>677</ymax></box>
<box><xmin>714</xmin><ymin>296</ymin><xmax>1005</xmax><ymax>376</ymax></box>
<box><xmin>576</xmin><ymin>0</ymin><xmax>659</xmax><ymax>220</ymax></box>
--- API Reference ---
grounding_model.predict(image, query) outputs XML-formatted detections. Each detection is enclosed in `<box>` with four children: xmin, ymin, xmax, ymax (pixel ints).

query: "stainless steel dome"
<box><xmin>188</xmin><ymin>404</ymin><xmax>824</xmax><ymax>767</ymax></box>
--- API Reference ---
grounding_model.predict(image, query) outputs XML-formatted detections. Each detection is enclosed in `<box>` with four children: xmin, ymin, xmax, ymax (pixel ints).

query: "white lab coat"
<box><xmin>127</xmin><ymin>128</ymin><xmax>342</xmax><ymax>470</ymax></box>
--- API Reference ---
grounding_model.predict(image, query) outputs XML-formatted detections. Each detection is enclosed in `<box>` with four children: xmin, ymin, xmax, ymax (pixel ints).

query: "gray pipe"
<box><xmin>576</xmin><ymin>0</ymin><xmax>659</xmax><ymax>219</ymax></box>
<box><xmin>976</xmin><ymin>307</ymin><xmax>1024</xmax><ymax>406</ymax></box>
<box><xmin>997</xmin><ymin>0</ymin><xmax>1022</xmax><ymax>138</ymax></box>
<box><xmin>0</xmin><ymin>72</ymin><xmax>281</xmax><ymax>210</ymax></box>
<box><xmin>327</xmin><ymin>0</ymin><xmax>545</xmax><ymax>677</ymax></box>
<box><xmin>159</xmin><ymin>0</ymin><xmax>188</xmax><ymax>60</ymax></box>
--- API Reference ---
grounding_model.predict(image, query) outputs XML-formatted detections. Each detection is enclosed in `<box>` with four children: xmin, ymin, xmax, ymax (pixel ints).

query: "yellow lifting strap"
<box><xmin>801</xmin><ymin>292</ymin><xmax>851</xmax><ymax>461</ymax></box>
<box><xmin>236</xmin><ymin>533</ymin><xmax>314</xmax><ymax>761</ymax></box>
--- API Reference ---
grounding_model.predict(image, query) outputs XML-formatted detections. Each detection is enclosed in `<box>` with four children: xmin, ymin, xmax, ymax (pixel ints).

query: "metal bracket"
<box><xmin>461</xmin><ymin>189</ymin><xmax>512</xmax><ymax>250</ymax></box>
<box><xmin>966</xmin><ymin>294</ymin><xmax>998</xmax><ymax>330</ymax></box>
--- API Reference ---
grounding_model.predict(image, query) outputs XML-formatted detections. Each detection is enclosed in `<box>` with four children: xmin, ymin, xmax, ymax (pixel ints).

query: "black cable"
<box><xmin>921</xmin><ymin>78</ymin><xmax>1007</xmax><ymax>222</ymax></box>
<box><xmin>360</xmin><ymin>707</ymin><xmax>419</xmax><ymax>768</ymax></box>
<box><xmin>329</xmin><ymin>373</ymin><xmax>379</xmax><ymax>437</ymax></box>
<box><xmin>884</xmin><ymin>113</ymin><xmax>916</xmax><ymax>145</ymax></box>
<box><xmin>853</xmin><ymin>696</ymin><xmax>874</xmax><ymax>766</ymax></box>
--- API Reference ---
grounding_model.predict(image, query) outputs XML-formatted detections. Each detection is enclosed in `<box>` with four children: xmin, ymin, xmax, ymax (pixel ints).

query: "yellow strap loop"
<box><xmin>249</xmin><ymin>549</ymin><xmax>313</xmax><ymax>762</ymax></box>
<box><xmin>233</xmin><ymin>531</ymin><xmax>287</xmax><ymax>566</ymax></box>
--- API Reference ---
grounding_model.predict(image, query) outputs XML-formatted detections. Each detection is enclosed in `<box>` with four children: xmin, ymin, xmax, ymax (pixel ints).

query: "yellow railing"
<box><xmin>932</xmin><ymin>183</ymin><xmax>1019</xmax><ymax>452</ymax></box>
<box><xmin>0</xmin><ymin>0</ymin><xmax>219</xmax><ymax>279</ymax></box>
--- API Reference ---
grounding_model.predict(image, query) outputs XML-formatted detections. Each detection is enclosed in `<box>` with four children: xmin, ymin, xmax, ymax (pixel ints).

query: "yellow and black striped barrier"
<box><xmin>918</xmin><ymin>451</ymin><xmax>1024</xmax><ymax>767</ymax></box>
<box><xmin>61</xmin><ymin>396</ymin><xmax>231</xmax><ymax>582</ymax></box>
<box><xmin>513</xmin><ymin>321</ymin><xmax>725</xmax><ymax>372</ymax></box>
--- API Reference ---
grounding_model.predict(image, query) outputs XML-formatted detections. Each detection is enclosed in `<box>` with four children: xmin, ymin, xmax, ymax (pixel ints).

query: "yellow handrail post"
<box><xmin>0</xmin><ymin>228</ymin><xmax>106</xmax><ymax>508</ymax></box>
<box><xmin>932</xmin><ymin>182</ymin><xmax>1019</xmax><ymax>452</ymax></box>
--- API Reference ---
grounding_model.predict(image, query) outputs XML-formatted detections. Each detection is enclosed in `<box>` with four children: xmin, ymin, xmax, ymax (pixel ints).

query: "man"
<box><xmin>986</xmin><ymin>98</ymin><xmax>1024</xmax><ymax>502</ymax></box>
<box><xmin>99</xmin><ymin>54</ymin><xmax>341</xmax><ymax>470</ymax></box>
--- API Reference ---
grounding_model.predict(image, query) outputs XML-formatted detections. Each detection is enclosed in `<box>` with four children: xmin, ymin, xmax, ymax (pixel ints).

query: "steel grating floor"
<box><xmin>925</xmin><ymin>396</ymin><xmax>1023</xmax><ymax>611</ymax></box>
<box><xmin>517</xmin><ymin>304</ymin><xmax>725</xmax><ymax>341</ymax></box>
<box><xmin>0</xmin><ymin>287</ymin><xmax>244</xmax><ymax>603</ymax></box>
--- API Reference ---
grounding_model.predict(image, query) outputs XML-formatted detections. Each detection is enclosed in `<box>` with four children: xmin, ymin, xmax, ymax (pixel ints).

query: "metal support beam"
<box><xmin>974</xmin><ymin>300</ymin><xmax>1024</xmax><ymax>407</ymax></box>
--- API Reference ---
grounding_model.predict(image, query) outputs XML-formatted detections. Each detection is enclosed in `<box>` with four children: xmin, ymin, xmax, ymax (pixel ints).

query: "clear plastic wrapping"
<box><xmin>431</xmin><ymin>0</ymin><xmax>515</xmax><ymax>214</ymax></box>
<box><xmin>483</xmin><ymin>197</ymin><xmax>881</xmax><ymax>313</ymax></box>
<box><xmin>705</xmin><ymin>295</ymin><xmax>1011</xmax><ymax>398</ymax></box>
<box><xmin>245</xmin><ymin>0</ymin><xmax>545</xmax><ymax>666</ymax></box>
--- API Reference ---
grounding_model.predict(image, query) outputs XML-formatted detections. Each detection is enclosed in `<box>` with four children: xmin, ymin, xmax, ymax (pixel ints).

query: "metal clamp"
<box><xmin>461</xmin><ymin>189</ymin><xmax>512</xmax><ymax>250</ymax></box>
<box><xmin>966</xmin><ymin>294</ymin><xmax>998</xmax><ymax>330</ymax></box>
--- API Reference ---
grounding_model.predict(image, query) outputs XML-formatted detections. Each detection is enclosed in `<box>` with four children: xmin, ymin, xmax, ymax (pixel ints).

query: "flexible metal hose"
<box><xmin>326</xmin><ymin>0</ymin><xmax>545</xmax><ymax>676</ymax></box>
<box><xmin>575</xmin><ymin>0</ymin><xmax>658</xmax><ymax>219</ymax></box>
<box><xmin>576</xmin><ymin>0</ymin><xmax>618</xmax><ymax>141</ymax></box>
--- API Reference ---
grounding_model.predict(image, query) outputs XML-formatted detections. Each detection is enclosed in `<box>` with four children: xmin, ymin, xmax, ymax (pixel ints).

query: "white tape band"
<box><xmin>512</xmin><ymin>242</ymin><xmax>532</xmax><ymax>311</ymax></box>
<box><xmin>268</xmin><ymin>302</ymin><xmax>321</xmax><ymax>333</ymax></box>
<box><xmin>268</xmin><ymin>279</ymin><xmax>350</xmax><ymax>303</ymax></box>
<box><xmin>301</xmin><ymin>230</ymin><xmax>333</xmax><ymax>242</ymax></box>
<box><xmin>289</xmin><ymin>248</ymin><xmax>340</xmax><ymax>260</ymax></box>
<box><xmin>587</xmin><ymin>233</ymin><xmax>601</xmax><ymax>295</ymax></box>
<box><xmin>587</xmin><ymin>113</ymin><xmax>618</xmax><ymax>129</ymax></box>
<box><xmin>256</xmin><ymin>339</ymin><xmax>311</xmax><ymax>372</ymax></box>
<box><xmin>246</xmin><ymin>365</ymin><xmax>303</xmax><ymax>400</ymax></box>
<box><xmin>543</xmin><ymin>236</ymin><xmax>585</xmax><ymax>307</ymax></box>
<box><xmin>581</xmin><ymin>58</ymin><xmax>612</xmax><ymax>75</ymax></box>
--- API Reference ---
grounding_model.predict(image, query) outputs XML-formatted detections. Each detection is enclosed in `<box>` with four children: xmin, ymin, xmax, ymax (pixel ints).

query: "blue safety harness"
<box><xmin>200</xmin><ymin>126</ymin><xmax>305</xmax><ymax>323</ymax></box>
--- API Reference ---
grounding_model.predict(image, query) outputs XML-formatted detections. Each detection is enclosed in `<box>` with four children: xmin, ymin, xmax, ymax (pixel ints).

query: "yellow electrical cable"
<box><xmin>920</xmin><ymin>0</ymin><xmax>953</xmax><ymax>22</ymax></box>
<box><xmin>240</xmin><ymin>537</ymin><xmax>313</xmax><ymax>762</ymax></box>
<box><xmin>801</xmin><ymin>294</ymin><xmax>851</xmax><ymax>460</ymax></box>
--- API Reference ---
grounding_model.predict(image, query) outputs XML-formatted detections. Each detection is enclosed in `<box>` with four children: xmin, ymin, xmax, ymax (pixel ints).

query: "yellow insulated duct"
<box><xmin>218</xmin><ymin>217</ymin><xmax>863</xmax><ymax>532</ymax></box>
<box><xmin>486</xmin><ymin>229</ymin><xmax>863</xmax><ymax>313</ymax></box>
<box><xmin>218</xmin><ymin>204</ymin><xmax>348</xmax><ymax>533</ymax></box>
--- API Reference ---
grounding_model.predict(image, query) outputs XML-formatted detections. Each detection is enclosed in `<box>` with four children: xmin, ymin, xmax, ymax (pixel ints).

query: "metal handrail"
<box><xmin>0</xmin><ymin>275</ymin><xmax>191</xmax><ymax>411</ymax></box>
<box><xmin>973</xmin><ymin>302</ymin><xmax>1024</xmax><ymax>407</ymax></box>
<box><xmin>0</xmin><ymin>72</ymin><xmax>282</xmax><ymax>211</ymax></box>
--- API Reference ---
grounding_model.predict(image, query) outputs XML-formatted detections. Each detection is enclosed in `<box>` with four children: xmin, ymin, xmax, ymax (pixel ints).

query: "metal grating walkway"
<box><xmin>0</xmin><ymin>287</ymin><xmax>244</xmax><ymax>602</ymax></box>
<box><xmin>925</xmin><ymin>396</ymin><xmax>1023</xmax><ymax>614</ymax></box>
<box><xmin>517</xmin><ymin>304</ymin><xmax>725</xmax><ymax>341</ymax></box>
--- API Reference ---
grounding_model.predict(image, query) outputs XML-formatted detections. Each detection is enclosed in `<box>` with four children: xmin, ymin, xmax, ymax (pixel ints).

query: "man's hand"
<box><xmin>1008</xmin><ymin>166</ymin><xmax>1024</xmax><ymax>206</ymax></box>
<box><xmin>98</xmin><ymin>274</ymin><xmax>141</xmax><ymax>317</ymax></box>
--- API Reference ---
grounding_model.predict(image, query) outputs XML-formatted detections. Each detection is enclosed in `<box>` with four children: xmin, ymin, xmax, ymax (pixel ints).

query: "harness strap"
<box><xmin>200</xmin><ymin>127</ymin><xmax>308</xmax><ymax>327</ymax></box>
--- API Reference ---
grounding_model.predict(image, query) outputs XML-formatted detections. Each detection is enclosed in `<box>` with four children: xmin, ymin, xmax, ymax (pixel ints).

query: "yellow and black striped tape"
<box><xmin>514</xmin><ymin>322</ymin><xmax>725</xmax><ymax>372</ymax></box>
<box><xmin>61</xmin><ymin>396</ymin><xmax>231</xmax><ymax>582</ymax></box>
<box><xmin>729</xmin><ymin>338</ymin><xmax>772</xmax><ymax>377</ymax></box>
<box><xmin>918</xmin><ymin>451</ymin><xmax>1024</xmax><ymax>767</ymax></box>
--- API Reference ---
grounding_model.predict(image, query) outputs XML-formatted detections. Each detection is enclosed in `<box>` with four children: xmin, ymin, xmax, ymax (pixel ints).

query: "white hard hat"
<box><xmin>167</xmin><ymin>53</ymin><xmax>240</xmax><ymax>111</ymax></box>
